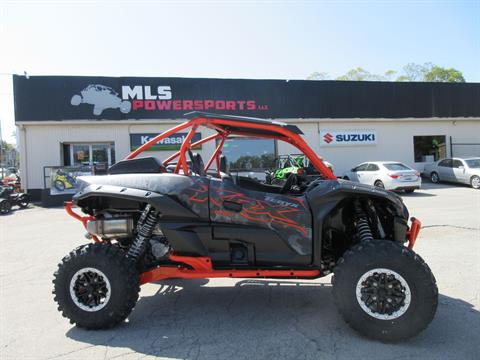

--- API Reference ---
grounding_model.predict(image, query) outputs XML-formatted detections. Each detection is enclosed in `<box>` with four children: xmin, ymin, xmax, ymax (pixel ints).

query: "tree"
<box><xmin>396</xmin><ymin>62</ymin><xmax>432</xmax><ymax>81</ymax></box>
<box><xmin>308</xmin><ymin>63</ymin><xmax>466</xmax><ymax>82</ymax></box>
<box><xmin>424</xmin><ymin>66</ymin><xmax>465</xmax><ymax>82</ymax></box>
<box><xmin>306</xmin><ymin>72</ymin><xmax>330</xmax><ymax>80</ymax></box>
<box><xmin>335</xmin><ymin>68</ymin><xmax>396</xmax><ymax>81</ymax></box>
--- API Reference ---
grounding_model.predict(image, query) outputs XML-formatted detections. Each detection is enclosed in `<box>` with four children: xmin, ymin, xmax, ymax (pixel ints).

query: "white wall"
<box><xmin>277</xmin><ymin>119</ymin><xmax>480</xmax><ymax>175</ymax></box>
<box><xmin>18</xmin><ymin>118</ymin><xmax>480</xmax><ymax>189</ymax></box>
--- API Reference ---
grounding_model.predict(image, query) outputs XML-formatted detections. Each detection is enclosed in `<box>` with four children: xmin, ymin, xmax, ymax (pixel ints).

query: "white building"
<box><xmin>13</xmin><ymin>75</ymin><xmax>480</xmax><ymax>205</ymax></box>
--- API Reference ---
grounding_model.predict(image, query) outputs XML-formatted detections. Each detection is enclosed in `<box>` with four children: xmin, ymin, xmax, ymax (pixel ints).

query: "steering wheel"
<box><xmin>280</xmin><ymin>173</ymin><xmax>297</xmax><ymax>194</ymax></box>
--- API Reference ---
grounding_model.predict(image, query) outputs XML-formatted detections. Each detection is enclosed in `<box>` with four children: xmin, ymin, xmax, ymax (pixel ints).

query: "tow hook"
<box><xmin>407</xmin><ymin>217</ymin><xmax>422</xmax><ymax>249</ymax></box>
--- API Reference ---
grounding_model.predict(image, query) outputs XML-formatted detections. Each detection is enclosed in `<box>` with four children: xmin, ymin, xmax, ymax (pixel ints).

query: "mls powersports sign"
<box><xmin>320</xmin><ymin>130</ymin><xmax>377</xmax><ymax>146</ymax></box>
<box><xmin>13</xmin><ymin>75</ymin><xmax>480</xmax><ymax>121</ymax></box>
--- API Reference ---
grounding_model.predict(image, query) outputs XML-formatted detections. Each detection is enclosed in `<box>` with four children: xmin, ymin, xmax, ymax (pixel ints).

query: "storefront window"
<box><xmin>221</xmin><ymin>138</ymin><xmax>276</xmax><ymax>170</ymax></box>
<box><xmin>62</xmin><ymin>143</ymin><xmax>115</xmax><ymax>166</ymax></box>
<box><xmin>413</xmin><ymin>136</ymin><xmax>446</xmax><ymax>162</ymax></box>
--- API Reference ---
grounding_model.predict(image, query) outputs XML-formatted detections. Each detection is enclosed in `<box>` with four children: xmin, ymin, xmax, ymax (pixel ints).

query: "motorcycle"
<box><xmin>0</xmin><ymin>185</ymin><xmax>30</xmax><ymax>214</ymax></box>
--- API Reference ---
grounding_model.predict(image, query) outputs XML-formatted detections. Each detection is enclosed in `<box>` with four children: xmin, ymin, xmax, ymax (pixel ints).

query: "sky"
<box><xmin>1</xmin><ymin>0</ymin><xmax>479</xmax><ymax>143</ymax></box>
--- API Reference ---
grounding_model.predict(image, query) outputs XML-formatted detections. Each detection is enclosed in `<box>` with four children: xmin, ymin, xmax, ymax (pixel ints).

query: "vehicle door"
<box><xmin>364</xmin><ymin>163</ymin><xmax>381</xmax><ymax>185</ymax></box>
<box><xmin>451</xmin><ymin>159</ymin><xmax>468</xmax><ymax>183</ymax></box>
<box><xmin>351</xmin><ymin>163</ymin><xmax>369</xmax><ymax>183</ymax></box>
<box><xmin>209</xmin><ymin>177</ymin><xmax>312</xmax><ymax>266</ymax></box>
<box><xmin>437</xmin><ymin>159</ymin><xmax>453</xmax><ymax>181</ymax></box>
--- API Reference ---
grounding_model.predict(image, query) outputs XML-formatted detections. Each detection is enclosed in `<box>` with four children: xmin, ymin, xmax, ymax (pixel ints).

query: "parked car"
<box><xmin>343</xmin><ymin>161</ymin><xmax>421</xmax><ymax>193</ymax></box>
<box><xmin>423</xmin><ymin>157</ymin><xmax>480</xmax><ymax>189</ymax></box>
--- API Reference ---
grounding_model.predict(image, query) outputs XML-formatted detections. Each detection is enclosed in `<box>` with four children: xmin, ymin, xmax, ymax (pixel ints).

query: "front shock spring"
<box><xmin>127</xmin><ymin>204</ymin><xmax>158</xmax><ymax>261</ymax></box>
<box><xmin>354</xmin><ymin>200</ymin><xmax>373</xmax><ymax>242</ymax></box>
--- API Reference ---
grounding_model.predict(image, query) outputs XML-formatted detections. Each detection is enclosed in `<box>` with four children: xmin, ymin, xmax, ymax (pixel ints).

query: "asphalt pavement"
<box><xmin>1</xmin><ymin>182</ymin><xmax>479</xmax><ymax>359</ymax></box>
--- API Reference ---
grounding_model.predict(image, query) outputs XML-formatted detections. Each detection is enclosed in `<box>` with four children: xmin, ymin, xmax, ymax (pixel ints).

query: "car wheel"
<box><xmin>120</xmin><ymin>101</ymin><xmax>132</xmax><ymax>114</ymax></box>
<box><xmin>53</xmin><ymin>243</ymin><xmax>140</xmax><ymax>329</ymax></box>
<box><xmin>404</xmin><ymin>189</ymin><xmax>415</xmax><ymax>193</ymax></box>
<box><xmin>70</xmin><ymin>95</ymin><xmax>82</xmax><ymax>106</ymax></box>
<box><xmin>343</xmin><ymin>176</ymin><xmax>350</xmax><ymax>180</ymax></box>
<box><xmin>430</xmin><ymin>172</ymin><xmax>440</xmax><ymax>184</ymax></box>
<box><xmin>470</xmin><ymin>175</ymin><xmax>480</xmax><ymax>189</ymax></box>
<box><xmin>374</xmin><ymin>180</ymin><xmax>385</xmax><ymax>189</ymax></box>
<box><xmin>0</xmin><ymin>200</ymin><xmax>12</xmax><ymax>214</ymax></box>
<box><xmin>332</xmin><ymin>241</ymin><xmax>438</xmax><ymax>342</ymax></box>
<box><xmin>54</xmin><ymin>180</ymin><xmax>65</xmax><ymax>192</ymax></box>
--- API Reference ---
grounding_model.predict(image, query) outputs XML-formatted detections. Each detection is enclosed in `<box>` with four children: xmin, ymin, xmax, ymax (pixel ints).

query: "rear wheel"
<box><xmin>404</xmin><ymin>189</ymin><xmax>415</xmax><ymax>193</ymax></box>
<box><xmin>53</xmin><ymin>243</ymin><xmax>140</xmax><ymax>329</ymax></box>
<box><xmin>54</xmin><ymin>180</ymin><xmax>65</xmax><ymax>191</ymax></box>
<box><xmin>332</xmin><ymin>241</ymin><xmax>438</xmax><ymax>342</ymax></box>
<box><xmin>470</xmin><ymin>175</ymin><xmax>480</xmax><ymax>189</ymax></box>
<box><xmin>374</xmin><ymin>180</ymin><xmax>385</xmax><ymax>189</ymax></box>
<box><xmin>0</xmin><ymin>200</ymin><xmax>12</xmax><ymax>214</ymax></box>
<box><xmin>430</xmin><ymin>172</ymin><xmax>440</xmax><ymax>184</ymax></box>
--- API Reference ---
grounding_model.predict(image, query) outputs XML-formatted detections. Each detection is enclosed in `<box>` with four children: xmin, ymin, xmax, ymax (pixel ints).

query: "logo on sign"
<box><xmin>323</xmin><ymin>133</ymin><xmax>334</xmax><ymax>144</ymax></box>
<box><xmin>70</xmin><ymin>84</ymin><xmax>269</xmax><ymax>116</ymax></box>
<box><xmin>320</xmin><ymin>130</ymin><xmax>377</xmax><ymax>146</ymax></box>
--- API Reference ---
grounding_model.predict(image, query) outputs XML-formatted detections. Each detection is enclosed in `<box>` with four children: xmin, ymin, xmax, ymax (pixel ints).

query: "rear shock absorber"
<box><xmin>127</xmin><ymin>204</ymin><xmax>158</xmax><ymax>261</ymax></box>
<box><xmin>354</xmin><ymin>199</ymin><xmax>373</xmax><ymax>242</ymax></box>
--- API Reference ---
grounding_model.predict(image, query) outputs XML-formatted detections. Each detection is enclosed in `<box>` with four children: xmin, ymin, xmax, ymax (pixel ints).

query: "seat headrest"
<box><xmin>219</xmin><ymin>154</ymin><xmax>229</xmax><ymax>174</ymax></box>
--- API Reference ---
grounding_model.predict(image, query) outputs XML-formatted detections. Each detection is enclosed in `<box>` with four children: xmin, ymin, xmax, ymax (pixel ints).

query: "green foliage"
<box><xmin>308</xmin><ymin>62</ymin><xmax>465</xmax><ymax>83</ymax></box>
<box><xmin>424</xmin><ymin>66</ymin><xmax>465</xmax><ymax>82</ymax></box>
<box><xmin>306</xmin><ymin>72</ymin><xmax>330</xmax><ymax>80</ymax></box>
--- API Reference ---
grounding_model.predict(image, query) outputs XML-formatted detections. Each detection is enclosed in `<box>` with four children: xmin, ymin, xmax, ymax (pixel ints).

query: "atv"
<box><xmin>0</xmin><ymin>175</ymin><xmax>30</xmax><ymax>215</ymax></box>
<box><xmin>265</xmin><ymin>154</ymin><xmax>334</xmax><ymax>185</ymax></box>
<box><xmin>53</xmin><ymin>112</ymin><xmax>437</xmax><ymax>342</ymax></box>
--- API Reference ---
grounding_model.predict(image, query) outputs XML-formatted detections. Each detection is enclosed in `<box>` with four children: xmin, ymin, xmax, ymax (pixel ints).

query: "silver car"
<box><xmin>423</xmin><ymin>157</ymin><xmax>480</xmax><ymax>189</ymax></box>
<box><xmin>343</xmin><ymin>161</ymin><xmax>421</xmax><ymax>193</ymax></box>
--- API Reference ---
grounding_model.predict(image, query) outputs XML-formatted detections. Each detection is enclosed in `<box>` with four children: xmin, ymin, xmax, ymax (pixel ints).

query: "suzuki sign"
<box><xmin>320</xmin><ymin>130</ymin><xmax>377</xmax><ymax>146</ymax></box>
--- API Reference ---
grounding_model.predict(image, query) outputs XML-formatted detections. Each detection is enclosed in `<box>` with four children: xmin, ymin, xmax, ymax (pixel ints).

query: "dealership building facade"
<box><xmin>13</xmin><ymin>75</ymin><xmax>480</xmax><ymax>203</ymax></box>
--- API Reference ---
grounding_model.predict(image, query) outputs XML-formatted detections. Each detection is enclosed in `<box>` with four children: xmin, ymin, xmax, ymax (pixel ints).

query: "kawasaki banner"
<box><xmin>13</xmin><ymin>75</ymin><xmax>480</xmax><ymax>122</ymax></box>
<box><xmin>130</xmin><ymin>132</ymin><xmax>202</xmax><ymax>151</ymax></box>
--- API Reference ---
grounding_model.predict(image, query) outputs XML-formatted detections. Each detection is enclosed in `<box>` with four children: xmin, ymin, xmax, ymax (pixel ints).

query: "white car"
<box><xmin>343</xmin><ymin>161</ymin><xmax>421</xmax><ymax>193</ymax></box>
<box><xmin>423</xmin><ymin>157</ymin><xmax>480</xmax><ymax>189</ymax></box>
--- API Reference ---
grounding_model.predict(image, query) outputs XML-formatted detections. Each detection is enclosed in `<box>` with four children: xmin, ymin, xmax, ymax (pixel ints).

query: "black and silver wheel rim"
<box><xmin>356</xmin><ymin>268</ymin><xmax>411</xmax><ymax>320</ymax></box>
<box><xmin>69</xmin><ymin>267</ymin><xmax>111</xmax><ymax>312</ymax></box>
<box><xmin>431</xmin><ymin>173</ymin><xmax>439</xmax><ymax>183</ymax></box>
<box><xmin>471</xmin><ymin>176</ymin><xmax>480</xmax><ymax>189</ymax></box>
<box><xmin>0</xmin><ymin>201</ymin><xmax>11</xmax><ymax>213</ymax></box>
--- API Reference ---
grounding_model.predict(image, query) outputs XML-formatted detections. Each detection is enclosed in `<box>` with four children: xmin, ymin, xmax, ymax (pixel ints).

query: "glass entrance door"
<box><xmin>66</xmin><ymin>143</ymin><xmax>115</xmax><ymax>166</ymax></box>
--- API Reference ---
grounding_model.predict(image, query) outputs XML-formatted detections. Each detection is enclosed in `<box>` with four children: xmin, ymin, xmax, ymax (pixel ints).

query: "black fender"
<box><xmin>306</xmin><ymin>179</ymin><xmax>409</xmax><ymax>265</ymax></box>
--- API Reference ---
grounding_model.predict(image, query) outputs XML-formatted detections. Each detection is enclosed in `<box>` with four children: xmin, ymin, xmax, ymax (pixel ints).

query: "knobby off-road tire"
<box><xmin>53</xmin><ymin>243</ymin><xmax>140</xmax><ymax>329</ymax></box>
<box><xmin>332</xmin><ymin>240</ymin><xmax>438</xmax><ymax>342</ymax></box>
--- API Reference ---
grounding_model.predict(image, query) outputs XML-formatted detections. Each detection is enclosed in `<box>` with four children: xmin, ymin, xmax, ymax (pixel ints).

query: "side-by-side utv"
<box><xmin>53</xmin><ymin>112</ymin><xmax>437</xmax><ymax>342</ymax></box>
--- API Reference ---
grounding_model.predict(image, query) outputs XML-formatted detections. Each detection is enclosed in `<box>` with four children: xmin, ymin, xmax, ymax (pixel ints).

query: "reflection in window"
<box><xmin>413</xmin><ymin>136</ymin><xmax>446</xmax><ymax>162</ymax></box>
<box><xmin>221</xmin><ymin>137</ymin><xmax>276</xmax><ymax>171</ymax></box>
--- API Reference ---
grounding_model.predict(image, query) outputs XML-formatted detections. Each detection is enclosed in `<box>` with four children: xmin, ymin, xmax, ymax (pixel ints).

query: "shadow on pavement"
<box><xmin>66</xmin><ymin>279</ymin><xmax>480</xmax><ymax>359</ymax></box>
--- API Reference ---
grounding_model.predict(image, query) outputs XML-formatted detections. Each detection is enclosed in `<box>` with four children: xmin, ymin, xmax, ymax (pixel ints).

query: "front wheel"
<box><xmin>53</xmin><ymin>243</ymin><xmax>140</xmax><ymax>329</ymax></box>
<box><xmin>404</xmin><ymin>189</ymin><xmax>415</xmax><ymax>194</ymax></box>
<box><xmin>374</xmin><ymin>180</ymin><xmax>385</xmax><ymax>189</ymax></box>
<box><xmin>18</xmin><ymin>195</ymin><xmax>29</xmax><ymax>208</ymax></box>
<box><xmin>332</xmin><ymin>241</ymin><xmax>438</xmax><ymax>342</ymax></box>
<box><xmin>0</xmin><ymin>200</ymin><xmax>12</xmax><ymax>214</ymax></box>
<box><xmin>470</xmin><ymin>175</ymin><xmax>480</xmax><ymax>189</ymax></box>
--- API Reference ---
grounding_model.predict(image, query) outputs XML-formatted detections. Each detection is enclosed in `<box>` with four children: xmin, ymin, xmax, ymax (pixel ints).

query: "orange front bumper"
<box><xmin>407</xmin><ymin>217</ymin><xmax>422</xmax><ymax>249</ymax></box>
